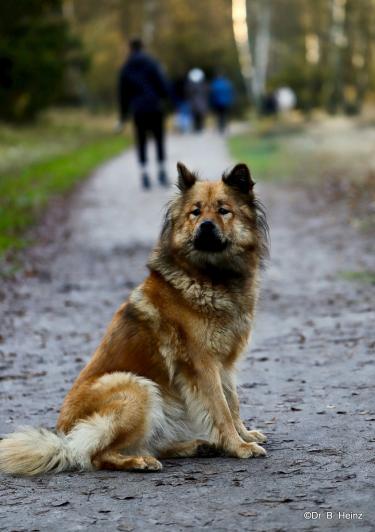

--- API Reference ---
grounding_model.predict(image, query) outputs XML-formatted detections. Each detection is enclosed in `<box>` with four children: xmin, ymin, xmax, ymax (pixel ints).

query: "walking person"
<box><xmin>185</xmin><ymin>69</ymin><xmax>209</xmax><ymax>132</ymax></box>
<box><xmin>117</xmin><ymin>38</ymin><xmax>170</xmax><ymax>189</ymax></box>
<box><xmin>210</xmin><ymin>73</ymin><xmax>234</xmax><ymax>133</ymax></box>
<box><xmin>172</xmin><ymin>76</ymin><xmax>192</xmax><ymax>133</ymax></box>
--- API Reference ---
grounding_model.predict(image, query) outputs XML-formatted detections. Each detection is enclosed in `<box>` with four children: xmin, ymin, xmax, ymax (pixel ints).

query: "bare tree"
<box><xmin>232</xmin><ymin>0</ymin><xmax>254</xmax><ymax>101</ymax></box>
<box><xmin>251</xmin><ymin>0</ymin><xmax>272</xmax><ymax>110</ymax></box>
<box><xmin>232</xmin><ymin>0</ymin><xmax>272</xmax><ymax>111</ymax></box>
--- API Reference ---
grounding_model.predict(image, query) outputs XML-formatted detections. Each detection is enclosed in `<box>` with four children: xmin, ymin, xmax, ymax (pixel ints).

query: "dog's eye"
<box><xmin>218</xmin><ymin>207</ymin><xmax>230</xmax><ymax>215</ymax></box>
<box><xmin>191</xmin><ymin>208</ymin><xmax>201</xmax><ymax>216</ymax></box>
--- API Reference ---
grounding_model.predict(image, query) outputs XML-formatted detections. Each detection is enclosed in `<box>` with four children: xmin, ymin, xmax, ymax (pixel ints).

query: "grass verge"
<box><xmin>229</xmin><ymin>134</ymin><xmax>290</xmax><ymax>181</ymax></box>
<box><xmin>339</xmin><ymin>271</ymin><xmax>375</xmax><ymax>284</ymax></box>
<box><xmin>228</xmin><ymin>121</ymin><xmax>301</xmax><ymax>182</ymax></box>
<box><xmin>228</xmin><ymin>116</ymin><xmax>375</xmax><ymax>231</ymax></box>
<box><xmin>0</xmin><ymin>110</ymin><xmax>130</xmax><ymax>256</ymax></box>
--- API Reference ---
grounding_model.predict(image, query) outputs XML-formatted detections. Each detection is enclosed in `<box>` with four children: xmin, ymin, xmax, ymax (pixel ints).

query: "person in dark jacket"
<box><xmin>118</xmin><ymin>38</ymin><xmax>170</xmax><ymax>189</ymax></box>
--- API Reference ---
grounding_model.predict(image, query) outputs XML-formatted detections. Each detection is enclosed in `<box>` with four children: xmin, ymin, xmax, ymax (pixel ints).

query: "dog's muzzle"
<box><xmin>193</xmin><ymin>221</ymin><xmax>227</xmax><ymax>252</ymax></box>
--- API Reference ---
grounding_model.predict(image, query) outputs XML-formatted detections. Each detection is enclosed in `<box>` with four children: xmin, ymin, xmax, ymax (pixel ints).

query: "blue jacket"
<box><xmin>210</xmin><ymin>76</ymin><xmax>234</xmax><ymax>108</ymax></box>
<box><xmin>118</xmin><ymin>51</ymin><xmax>170</xmax><ymax>118</ymax></box>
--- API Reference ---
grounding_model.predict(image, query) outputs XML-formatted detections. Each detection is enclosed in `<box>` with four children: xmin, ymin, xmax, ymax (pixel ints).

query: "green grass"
<box><xmin>339</xmin><ymin>270</ymin><xmax>375</xmax><ymax>284</ymax></box>
<box><xmin>229</xmin><ymin>135</ymin><xmax>281</xmax><ymax>179</ymax></box>
<box><xmin>0</xmin><ymin>111</ymin><xmax>130</xmax><ymax>255</ymax></box>
<box><xmin>228</xmin><ymin>130</ymin><xmax>296</xmax><ymax>182</ymax></box>
<box><xmin>0</xmin><ymin>109</ymin><xmax>120</xmax><ymax>174</ymax></box>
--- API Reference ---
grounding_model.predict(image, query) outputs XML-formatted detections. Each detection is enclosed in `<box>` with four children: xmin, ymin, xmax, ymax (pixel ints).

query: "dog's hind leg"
<box><xmin>85</xmin><ymin>396</ymin><xmax>163</xmax><ymax>472</ymax></box>
<box><xmin>66</xmin><ymin>372</ymin><xmax>163</xmax><ymax>472</ymax></box>
<box><xmin>93</xmin><ymin>451</ymin><xmax>162</xmax><ymax>471</ymax></box>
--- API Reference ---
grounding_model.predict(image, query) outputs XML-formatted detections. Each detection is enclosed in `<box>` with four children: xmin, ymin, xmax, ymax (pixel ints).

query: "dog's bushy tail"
<box><xmin>0</xmin><ymin>427</ymin><xmax>75</xmax><ymax>476</ymax></box>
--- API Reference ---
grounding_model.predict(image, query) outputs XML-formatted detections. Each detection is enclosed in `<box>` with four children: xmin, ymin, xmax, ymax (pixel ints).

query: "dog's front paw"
<box><xmin>230</xmin><ymin>442</ymin><xmax>267</xmax><ymax>459</ymax></box>
<box><xmin>242</xmin><ymin>429</ymin><xmax>267</xmax><ymax>444</ymax></box>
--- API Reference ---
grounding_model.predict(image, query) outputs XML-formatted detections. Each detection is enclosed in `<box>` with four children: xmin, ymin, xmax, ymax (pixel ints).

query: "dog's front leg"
<box><xmin>181</xmin><ymin>362</ymin><xmax>266</xmax><ymax>459</ymax></box>
<box><xmin>221</xmin><ymin>370</ymin><xmax>267</xmax><ymax>444</ymax></box>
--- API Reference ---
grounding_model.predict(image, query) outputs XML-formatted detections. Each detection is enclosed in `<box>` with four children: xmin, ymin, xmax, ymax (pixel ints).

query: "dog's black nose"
<box><xmin>200</xmin><ymin>220</ymin><xmax>215</xmax><ymax>232</ymax></box>
<box><xmin>194</xmin><ymin>220</ymin><xmax>226</xmax><ymax>252</ymax></box>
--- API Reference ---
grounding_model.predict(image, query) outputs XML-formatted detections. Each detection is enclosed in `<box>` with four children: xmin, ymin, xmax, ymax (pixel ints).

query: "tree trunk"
<box><xmin>251</xmin><ymin>0</ymin><xmax>271</xmax><ymax>111</ymax></box>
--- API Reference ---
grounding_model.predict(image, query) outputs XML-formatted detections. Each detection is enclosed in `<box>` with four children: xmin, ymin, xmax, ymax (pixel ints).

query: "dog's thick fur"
<box><xmin>0</xmin><ymin>162</ymin><xmax>269</xmax><ymax>475</ymax></box>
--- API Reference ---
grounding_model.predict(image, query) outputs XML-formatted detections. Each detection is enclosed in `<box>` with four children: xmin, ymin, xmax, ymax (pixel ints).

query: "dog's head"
<box><xmin>155</xmin><ymin>162</ymin><xmax>268</xmax><ymax>278</ymax></box>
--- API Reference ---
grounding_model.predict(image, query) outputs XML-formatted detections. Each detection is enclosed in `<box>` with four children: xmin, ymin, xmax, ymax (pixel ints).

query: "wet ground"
<box><xmin>0</xmin><ymin>130</ymin><xmax>374</xmax><ymax>531</ymax></box>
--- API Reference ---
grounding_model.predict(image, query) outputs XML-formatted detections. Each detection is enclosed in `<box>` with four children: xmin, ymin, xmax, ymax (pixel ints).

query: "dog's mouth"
<box><xmin>193</xmin><ymin>224</ymin><xmax>228</xmax><ymax>253</ymax></box>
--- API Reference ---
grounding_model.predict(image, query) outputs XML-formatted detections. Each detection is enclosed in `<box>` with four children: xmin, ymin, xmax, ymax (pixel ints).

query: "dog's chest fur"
<box><xmin>133</xmin><ymin>275</ymin><xmax>254</xmax><ymax>374</ymax></box>
<box><xmin>145</xmin><ymin>300</ymin><xmax>252</xmax><ymax>450</ymax></box>
<box><xmin>160</xmin><ymin>309</ymin><xmax>250</xmax><ymax>368</ymax></box>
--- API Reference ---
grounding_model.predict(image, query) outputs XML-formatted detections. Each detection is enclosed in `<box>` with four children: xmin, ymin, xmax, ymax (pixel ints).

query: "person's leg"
<box><xmin>195</xmin><ymin>112</ymin><xmax>204</xmax><ymax>132</ymax></box>
<box><xmin>133</xmin><ymin>115</ymin><xmax>151</xmax><ymax>189</ymax></box>
<box><xmin>215</xmin><ymin>109</ymin><xmax>221</xmax><ymax>132</ymax></box>
<box><xmin>151</xmin><ymin>112</ymin><xmax>169</xmax><ymax>187</ymax></box>
<box><xmin>192</xmin><ymin>112</ymin><xmax>200</xmax><ymax>132</ymax></box>
<box><xmin>218</xmin><ymin>107</ymin><xmax>226</xmax><ymax>133</ymax></box>
<box><xmin>200</xmin><ymin>112</ymin><xmax>205</xmax><ymax>131</ymax></box>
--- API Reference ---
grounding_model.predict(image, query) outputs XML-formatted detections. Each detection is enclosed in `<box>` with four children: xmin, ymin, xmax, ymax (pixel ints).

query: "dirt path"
<box><xmin>1</xmin><ymin>130</ymin><xmax>374</xmax><ymax>532</ymax></box>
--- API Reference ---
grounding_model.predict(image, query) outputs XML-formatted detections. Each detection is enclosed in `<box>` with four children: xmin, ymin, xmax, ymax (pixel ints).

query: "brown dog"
<box><xmin>0</xmin><ymin>162</ymin><xmax>269</xmax><ymax>475</ymax></box>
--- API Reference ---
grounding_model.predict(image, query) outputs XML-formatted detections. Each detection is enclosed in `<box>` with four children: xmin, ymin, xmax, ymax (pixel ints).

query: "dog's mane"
<box><xmin>248</xmin><ymin>196</ymin><xmax>270</xmax><ymax>269</ymax></box>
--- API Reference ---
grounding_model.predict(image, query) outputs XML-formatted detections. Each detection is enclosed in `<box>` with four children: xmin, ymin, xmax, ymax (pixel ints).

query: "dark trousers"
<box><xmin>133</xmin><ymin>111</ymin><xmax>165</xmax><ymax>164</ymax></box>
<box><xmin>214</xmin><ymin>105</ymin><xmax>228</xmax><ymax>132</ymax></box>
<box><xmin>192</xmin><ymin>111</ymin><xmax>205</xmax><ymax>132</ymax></box>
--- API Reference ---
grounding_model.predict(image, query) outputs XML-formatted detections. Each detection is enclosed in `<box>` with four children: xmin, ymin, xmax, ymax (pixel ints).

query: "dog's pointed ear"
<box><xmin>177</xmin><ymin>162</ymin><xmax>197</xmax><ymax>192</ymax></box>
<box><xmin>222</xmin><ymin>163</ymin><xmax>255</xmax><ymax>194</ymax></box>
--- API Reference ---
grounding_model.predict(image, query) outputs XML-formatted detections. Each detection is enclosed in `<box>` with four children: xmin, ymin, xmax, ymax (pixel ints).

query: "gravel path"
<box><xmin>0</xmin><ymin>130</ymin><xmax>374</xmax><ymax>531</ymax></box>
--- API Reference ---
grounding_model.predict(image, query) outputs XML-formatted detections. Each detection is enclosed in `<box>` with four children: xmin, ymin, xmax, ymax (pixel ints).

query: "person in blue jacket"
<box><xmin>117</xmin><ymin>38</ymin><xmax>170</xmax><ymax>189</ymax></box>
<box><xmin>210</xmin><ymin>73</ymin><xmax>234</xmax><ymax>133</ymax></box>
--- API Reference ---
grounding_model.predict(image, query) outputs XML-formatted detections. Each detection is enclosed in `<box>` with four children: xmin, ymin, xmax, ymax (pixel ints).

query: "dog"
<box><xmin>0</xmin><ymin>162</ymin><xmax>269</xmax><ymax>475</ymax></box>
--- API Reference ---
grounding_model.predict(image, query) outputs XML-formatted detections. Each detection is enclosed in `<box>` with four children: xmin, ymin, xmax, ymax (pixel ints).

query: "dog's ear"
<box><xmin>177</xmin><ymin>162</ymin><xmax>197</xmax><ymax>192</ymax></box>
<box><xmin>222</xmin><ymin>163</ymin><xmax>255</xmax><ymax>194</ymax></box>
